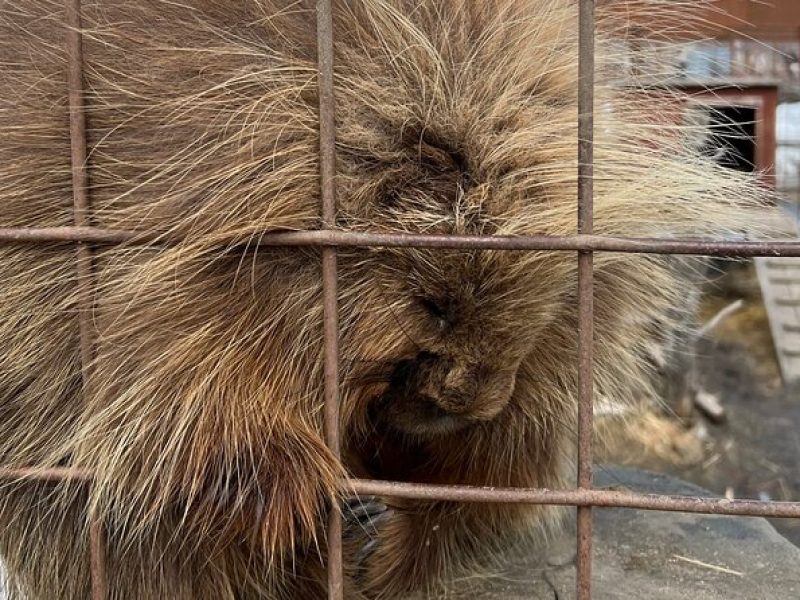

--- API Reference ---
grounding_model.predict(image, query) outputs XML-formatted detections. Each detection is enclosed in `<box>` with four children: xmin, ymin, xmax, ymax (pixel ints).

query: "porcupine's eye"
<box><xmin>418</xmin><ymin>297</ymin><xmax>454</xmax><ymax>329</ymax></box>
<box><xmin>417</xmin><ymin>139</ymin><xmax>469</xmax><ymax>175</ymax></box>
<box><xmin>374</xmin><ymin>133</ymin><xmax>472</xmax><ymax>211</ymax></box>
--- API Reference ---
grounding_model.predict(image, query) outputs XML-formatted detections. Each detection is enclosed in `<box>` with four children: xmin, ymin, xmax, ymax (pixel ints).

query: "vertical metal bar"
<box><xmin>65</xmin><ymin>1</ymin><xmax>106</xmax><ymax>598</ymax></box>
<box><xmin>316</xmin><ymin>1</ymin><xmax>343</xmax><ymax>599</ymax></box>
<box><xmin>576</xmin><ymin>1</ymin><xmax>595</xmax><ymax>599</ymax></box>
<box><xmin>65</xmin><ymin>0</ymin><xmax>93</xmax><ymax>379</ymax></box>
<box><xmin>89</xmin><ymin>518</ymin><xmax>108</xmax><ymax>599</ymax></box>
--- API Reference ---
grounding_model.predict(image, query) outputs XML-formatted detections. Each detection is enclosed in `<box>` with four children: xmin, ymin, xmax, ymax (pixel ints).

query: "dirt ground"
<box><xmin>600</xmin><ymin>260</ymin><xmax>800</xmax><ymax>547</ymax></box>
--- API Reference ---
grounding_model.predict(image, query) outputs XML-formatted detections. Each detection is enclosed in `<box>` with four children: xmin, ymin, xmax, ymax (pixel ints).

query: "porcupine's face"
<box><xmin>334</xmin><ymin>118</ymin><xmax>579</xmax><ymax>439</ymax></box>
<box><xmin>323</xmin><ymin>2</ymin><xmax>588</xmax><ymax>441</ymax></box>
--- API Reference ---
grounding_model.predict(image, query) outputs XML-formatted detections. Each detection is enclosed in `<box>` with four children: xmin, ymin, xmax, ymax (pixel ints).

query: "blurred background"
<box><xmin>596</xmin><ymin>0</ymin><xmax>800</xmax><ymax>547</ymax></box>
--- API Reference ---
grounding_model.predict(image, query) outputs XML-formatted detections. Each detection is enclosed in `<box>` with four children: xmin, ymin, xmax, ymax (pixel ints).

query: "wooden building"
<box><xmin>693</xmin><ymin>0</ymin><xmax>800</xmax><ymax>41</ymax></box>
<box><xmin>619</xmin><ymin>0</ymin><xmax>800</xmax><ymax>189</ymax></box>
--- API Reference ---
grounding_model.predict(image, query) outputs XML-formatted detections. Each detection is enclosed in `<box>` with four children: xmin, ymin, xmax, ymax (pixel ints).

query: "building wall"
<box><xmin>606</xmin><ymin>1</ymin><xmax>800</xmax><ymax>41</ymax></box>
<box><xmin>700</xmin><ymin>0</ymin><xmax>800</xmax><ymax>41</ymax></box>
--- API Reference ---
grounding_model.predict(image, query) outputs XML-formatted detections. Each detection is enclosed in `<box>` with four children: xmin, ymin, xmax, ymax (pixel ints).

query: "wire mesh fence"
<box><xmin>2</xmin><ymin>1</ymin><xmax>800</xmax><ymax>599</ymax></box>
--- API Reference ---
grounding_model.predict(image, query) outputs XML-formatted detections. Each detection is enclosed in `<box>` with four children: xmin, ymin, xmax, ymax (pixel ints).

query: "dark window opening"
<box><xmin>702</xmin><ymin>105</ymin><xmax>757</xmax><ymax>173</ymax></box>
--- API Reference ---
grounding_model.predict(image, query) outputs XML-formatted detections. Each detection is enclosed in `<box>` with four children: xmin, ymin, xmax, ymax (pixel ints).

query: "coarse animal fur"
<box><xmin>0</xmin><ymin>0</ymin><xmax>773</xmax><ymax>598</ymax></box>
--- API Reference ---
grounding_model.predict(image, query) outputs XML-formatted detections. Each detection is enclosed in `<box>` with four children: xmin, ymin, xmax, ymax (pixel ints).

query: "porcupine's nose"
<box><xmin>439</xmin><ymin>358</ymin><xmax>479</xmax><ymax>406</ymax></box>
<box><xmin>418</xmin><ymin>353</ymin><xmax>517</xmax><ymax>420</ymax></box>
<box><xmin>385</xmin><ymin>350</ymin><xmax>519</xmax><ymax>435</ymax></box>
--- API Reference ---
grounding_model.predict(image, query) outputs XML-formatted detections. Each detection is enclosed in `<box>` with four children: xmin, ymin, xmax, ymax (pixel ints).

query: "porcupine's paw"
<box><xmin>343</xmin><ymin>500</ymin><xmax>431</xmax><ymax>598</ymax></box>
<box><xmin>343</xmin><ymin>495</ymin><xmax>393</xmax><ymax>574</ymax></box>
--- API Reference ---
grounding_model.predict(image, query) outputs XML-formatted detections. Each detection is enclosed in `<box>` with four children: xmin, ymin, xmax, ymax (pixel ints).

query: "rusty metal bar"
<box><xmin>576</xmin><ymin>1</ymin><xmax>596</xmax><ymax>598</ymax></box>
<box><xmin>0</xmin><ymin>467</ymin><xmax>92</xmax><ymax>481</ymax></box>
<box><xmin>4</xmin><ymin>467</ymin><xmax>800</xmax><ymax>519</ymax></box>
<box><xmin>348</xmin><ymin>479</ymin><xmax>800</xmax><ymax>518</ymax></box>
<box><xmin>66</xmin><ymin>0</ymin><xmax>93</xmax><ymax>387</ymax></box>
<box><xmin>0</xmin><ymin>226</ymin><xmax>798</xmax><ymax>256</ymax></box>
<box><xmin>316</xmin><ymin>1</ymin><xmax>343</xmax><ymax>598</ymax></box>
<box><xmin>89</xmin><ymin>518</ymin><xmax>108</xmax><ymax>599</ymax></box>
<box><xmin>0</xmin><ymin>227</ymin><xmax>157</xmax><ymax>244</ymax></box>
<box><xmin>65</xmin><ymin>0</ymin><xmax>106</xmax><ymax>597</ymax></box>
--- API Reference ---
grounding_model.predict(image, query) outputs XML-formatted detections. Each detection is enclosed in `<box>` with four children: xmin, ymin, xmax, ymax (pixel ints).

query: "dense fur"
<box><xmin>0</xmin><ymin>1</ymin><xmax>771</xmax><ymax>598</ymax></box>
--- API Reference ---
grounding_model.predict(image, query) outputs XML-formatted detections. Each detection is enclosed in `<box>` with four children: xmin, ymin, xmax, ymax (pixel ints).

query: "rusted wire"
<box><xmin>0</xmin><ymin>467</ymin><xmax>92</xmax><ymax>481</ymax></box>
<box><xmin>348</xmin><ymin>479</ymin><xmax>800</xmax><ymax>518</ymax></box>
<box><xmin>89</xmin><ymin>519</ymin><xmax>108</xmax><ymax>599</ymax></box>
<box><xmin>65</xmin><ymin>0</ymin><xmax>106</xmax><ymax>597</ymax></box>
<box><xmin>4</xmin><ymin>468</ymin><xmax>800</xmax><ymax>520</ymax></box>
<box><xmin>0</xmin><ymin>226</ymin><xmax>798</xmax><ymax>257</ymax></box>
<box><xmin>315</xmin><ymin>1</ymin><xmax>344</xmax><ymax>598</ymax></box>
<box><xmin>66</xmin><ymin>1</ymin><xmax>92</xmax><ymax>385</ymax></box>
<box><xmin>576</xmin><ymin>0</ymin><xmax>596</xmax><ymax>597</ymax></box>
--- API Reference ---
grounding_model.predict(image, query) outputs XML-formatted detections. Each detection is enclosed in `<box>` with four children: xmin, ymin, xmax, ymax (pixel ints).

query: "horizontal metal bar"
<box><xmin>348</xmin><ymin>479</ymin><xmax>800</xmax><ymax>519</ymax></box>
<box><xmin>0</xmin><ymin>227</ymin><xmax>799</xmax><ymax>256</ymax></box>
<box><xmin>0</xmin><ymin>467</ymin><xmax>92</xmax><ymax>481</ymax></box>
<box><xmin>0</xmin><ymin>227</ymin><xmax>148</xmax><ymax>244</ymax></box>
<box><xmin>3</xmin><ymin>468</ymin><xmax>798</xmax><ymax>519</ymax></box>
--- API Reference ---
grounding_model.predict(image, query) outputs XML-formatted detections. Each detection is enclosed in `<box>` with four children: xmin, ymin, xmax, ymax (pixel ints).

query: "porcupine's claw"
<box><xmin>342</xmin><ymin>495</ymin><xmax>392</xmax><ymax>570</ymax></box>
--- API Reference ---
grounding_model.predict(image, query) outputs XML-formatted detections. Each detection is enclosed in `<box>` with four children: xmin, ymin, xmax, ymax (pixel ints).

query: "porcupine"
<box><xmin>0</xmin><ymin>1</ymin><xmax>772</xmax><ymax>598</ymax></box>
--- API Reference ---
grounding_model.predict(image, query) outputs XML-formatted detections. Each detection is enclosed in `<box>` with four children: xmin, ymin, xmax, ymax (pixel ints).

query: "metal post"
<box><xmin>576</xmin><ymin>0</ymin><xmax>596</xmax><ymax>598</ymax></box>
<box><xmin>316</xmin><ymin>1</ymin><xmax>343</xmax><ymax>598</ymax></box>
<box><xmin>65</xmin><ymin>0</ymin><xmax>106</xmax><ymax>597</ymax></box>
